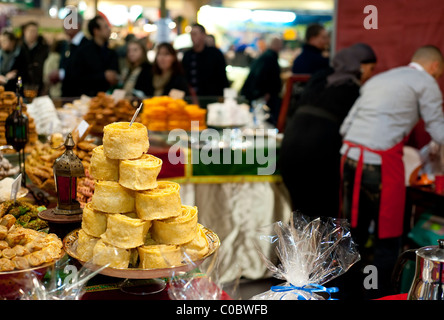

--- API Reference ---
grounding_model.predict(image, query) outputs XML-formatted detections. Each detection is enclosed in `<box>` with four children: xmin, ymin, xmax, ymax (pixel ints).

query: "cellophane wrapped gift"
<box><xmin>251</xmin><ymin>212</ymin><xmax>360</xmax><ymax>300</ymax></box>
<box><xmin>168</xmin><ymin>248</ymin><xmax>223</xmax><ymax>300</ymax></box>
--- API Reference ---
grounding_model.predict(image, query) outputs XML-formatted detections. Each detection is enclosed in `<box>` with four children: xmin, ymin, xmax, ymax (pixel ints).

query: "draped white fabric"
<box><xmin>180</xmin><ymin>182</ymin><xmax>292</xmax><ymax>283</ymax></box>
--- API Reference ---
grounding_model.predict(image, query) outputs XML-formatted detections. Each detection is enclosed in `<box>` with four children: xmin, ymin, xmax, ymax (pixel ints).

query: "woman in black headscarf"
<box><xmin>279</xmin><ymin>43</ymin><xmax>377</xmax><ymax>219</ymax></box>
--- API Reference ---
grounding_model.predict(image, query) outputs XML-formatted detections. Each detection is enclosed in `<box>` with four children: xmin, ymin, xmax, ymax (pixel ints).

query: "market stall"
<box><xmin>0</xmin><ymin>87</ymin><xmax>292</xmax><ymax>299</ymax></box>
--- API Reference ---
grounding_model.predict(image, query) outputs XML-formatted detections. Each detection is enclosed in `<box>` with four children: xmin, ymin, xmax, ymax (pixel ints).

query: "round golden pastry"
<box><xmin>181</xmin><ymin>224</ymin><xmax>209</xmax><ymax>261</ymax></box>
<box><xmin>76</xmin><ymin>229</ymin><xmax>99</xmax><ymax>262</ymax></box>
<box><xmin>89</xmin><ymin>145</ymin><xmax>119</xmax><ymax>181</ymax></box>
<box><xmin>81</xmin><ymin>203</ymin><xmax>107</xmax><ymax>237</ymax></box>
<box><xmin>100</xmin><ymin>213</ymin><xmax>151</xmax><ymax>249</ymax></box>
<box><xmin>151</xmin><ymin>205</ymin><xmax>198</xmax><ymax>245</ymax></box>
<box><xmin>135</xmin><ymin>181</ymin><xmax>181</xmax><ymax>220</ymax></box>
<box><xmin>92</xmin><ymin>239</ymin><xmax>130</xmax><ymax>269</ymax></box>
<box><xmin>91</xmin><ymin>180</ymin><xmax>135</xmax><ymax>213</ymax></box>
<box><xmin>137</xmin><ymin>244</ymin><xmax>181</xmax><ymax>269</ymax></box>
<box><xmin>119</xmin><ymin>154</ymin><xmax>162</xmax><ymax>190</ymax></box>
<box><xmin>102</xmin><ymin>122</ymin><xmax>149</xmax><ymax>160</ymax></box>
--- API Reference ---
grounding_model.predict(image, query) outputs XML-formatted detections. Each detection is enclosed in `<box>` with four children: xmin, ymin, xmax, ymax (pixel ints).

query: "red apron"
<box><xmin>340</xmin><ymin>138</ymin><xmax>407</xmax><ymax>239</ymax></box>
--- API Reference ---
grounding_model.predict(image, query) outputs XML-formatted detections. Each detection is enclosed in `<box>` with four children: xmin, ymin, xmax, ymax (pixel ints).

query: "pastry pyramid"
<box><xmin>76</xmin><ymin>121</ymin><xmax>209</xmax><ymax>269</ymax></box>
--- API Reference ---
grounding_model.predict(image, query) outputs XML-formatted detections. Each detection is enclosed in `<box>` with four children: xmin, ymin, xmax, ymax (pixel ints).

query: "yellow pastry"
<box><xmin>81</xmin><ymin>203</ymin><xmax>107</xmax><ymax>237</ymax></box>
<box><xmin>101</xmin><ymin>213</ymin><xmax>151</xmax><ymax>249</ymax></box>
<box><xmin>135</xmin><ymin>181</ymin><xmax>181</xmax><ymax>220</ymax></box>
<box><xmin>92</xmin><ymin>239</ymin><xmax>130</xmax><ymax>269</ymax></box>
<box><xmin>137</xmin><ymin>244</ymin><xmax>182</xmax><ymax>269</ymax></box>
<box><xmin>89</xmin><ymin>145</ymin><xmax>119</xmax><ymax>181</ymax></box>
<box><xmin>102</xmin><ymin>122</ymin><xmax>149</xmax><ymax>160</ymax></box>
<box><xmin>91</xmin><ymin>180</ymin><xmax>135</xmax><ymax>214</ymax></box>
<box><xmin>76</xmin><ymin>229</ymin><xmax>99</xmax><ymax>262</ymax></box>
<box><xmin>119</xmin><ymin>154</ymin><xmax>162</xmax><ymax>190</ymax></box>
<box><xmin>151</xmin><ymin>205</ymin><xmax>198</xmax><ymax>245</ymax></box>
<box><xmin>181</xmin><ymin>224</ymin><xmax>209</xmax><ymax>261</ymax></box>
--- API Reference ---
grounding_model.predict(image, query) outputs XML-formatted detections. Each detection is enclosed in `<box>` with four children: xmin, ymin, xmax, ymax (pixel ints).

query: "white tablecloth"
<box><xmin>180</xmin><ymin>182</ymin><xmax>292</xmax><ymax>284</ymax></box>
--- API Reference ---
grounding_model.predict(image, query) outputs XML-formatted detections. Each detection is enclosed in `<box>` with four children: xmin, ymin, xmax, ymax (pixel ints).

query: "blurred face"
<box><xmin>0</xmin><ymin>35</ymin><xmax>14</xmax><ymax>52</ymax></box>
<box><xmin>190</xmin><ymin>26</ymin><xmax>206</xmax><ymax>50</ymax></box>
<box><xmin>360</xmin><ymin>62</ymin><xmax>376</xmax><ymax>83</ymax></box>
<box><xmin>24</xmin><ymin>24</ymin><xmax>38</xmax><ymax>46</ymax></box>
<box><xmin>431</xmin><ymin>61</ymin><xmax>444</xmax><ymax>80</ymax></box>
<box><xmin>156</xmin><ymin>46</ymin><xmax>175</xmax><ymax>72</ymax></box>
<box><xmin>310</xmin><ymin>29</ymin><xmax>329</xmax><ymax>51</ymax></box>
<box><xmin>95</xmin><ymin>17</ymin><xmax>111</xmax><ymax>41</ymax></box>
<box><xmin>127</xmin><ymin>42</ymin><xmax>143</xmax><ymax>65</ymax></box>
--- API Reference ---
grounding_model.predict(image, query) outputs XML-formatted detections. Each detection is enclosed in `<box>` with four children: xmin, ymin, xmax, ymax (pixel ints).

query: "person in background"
<box><xmin>148</xmin><ymin>42</ymin><xmax>189</xmax><ymax>97</ymax></box>
<box><xmin>120</xmin><ymin>39</ymin><xmax>152</xmax><ymax>98</ymax></box>
<box><xmin>205</xmin><ymin>34</ymin><xmax>216</xmax><ymax>47</ymax></box>
<box><xmin>43</xmin><ymin>39</ymin><xmax>65</xmax><ymax>97</ymax></box>
<box><xmin>0</xmin><ymin>30</ymin><xmax>19</xmax><ymax>91</ymax></box>
<box><xmin>291</xmin><ymin>23</ymin><xmax>330</xmax><ymax>74</ymax></box>
<box><xmin>279</xmin><ymin>43</ymin><xmax>377</xmax><ymax>222</ymax></box>
<box><xmin>181</xmin><ymin>23</ymin><xmax>229</xmax><ymax>97</ymax></box>
<box><xmin>12</xmin><ymin>21</ymin><xmax>49</xmax><ymax>96</ymax></box>
<box><xmin>72</xmin><ymin>15</ymin><xmax>119</xmax><ymax>97</ymax></box>
<box><xmin>48</xmin><ymin>10</ymin><xmax>88</xmax><ymax>97</ymax></box>
<box><xmin>241</xmin><ymin>37</ymin><xmax>283</xmax><ymax>125</ymax></box>
<box><xmin>339</xmin><ymin>45</ymin><xmax>444</xmax><ymax>299</ymax></box>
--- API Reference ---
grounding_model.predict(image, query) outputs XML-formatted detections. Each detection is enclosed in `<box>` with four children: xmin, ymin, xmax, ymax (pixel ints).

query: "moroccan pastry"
<box><xmin>89</xmin><ymin>145</ymin><xmax>119</xmax><ymax>181</ymax></box>
<box><xmin>181</xmin><ymin>224</ymin><xmax>209</xmax><ymax>261</ymax></box>
<box><xmin>151</xmin><ymin>205</ymin><xmax>198</xmax><ymax>245</ymax></box>
<box><xmin>92</xmin><ymin>239</ymin><xmax>130</xmax><ymax>269</ymax></box>
<box><xmin>119</xmin><ymin>154</ymin><xmax>162</xmax><ymax>190</ymax></box>
<box><xmin>76</xmin><ymin>229</ymin><xmax>99</xmax><ymax>262</ymax></box>
<box><xmin>135</xmin><ymin>181</ymin><xmax>181</xmax><ymax>220</ymax></box>
<box><xmin>102</xmin><ymin>122</ymin><xmax>149</xmax><ymax>160</ymax></box>
<box><xmin>91</xmin><ymin>180</ymin><xmax>135</xmax><ymax>214</ymax></box>
<box><xmin>137</xmin><ymin>243</ymin><xmax>182</xmax><ymax>269</ymax></box>
<box><xmin>100</xmin><ymin>213</ymin><xmax>151</xmax><ymax>249</ymax></box>
<box><xmin>81</xmin><ymin>203</ymin><xmax>107</xmax><ymax>237</ymax></box>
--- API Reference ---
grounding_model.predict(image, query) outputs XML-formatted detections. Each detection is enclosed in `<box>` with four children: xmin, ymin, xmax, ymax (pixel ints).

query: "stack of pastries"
<box><xmin>75</xmin><ymin>122</ymin><xmax>209</xmax><ymax>269</ymax></box>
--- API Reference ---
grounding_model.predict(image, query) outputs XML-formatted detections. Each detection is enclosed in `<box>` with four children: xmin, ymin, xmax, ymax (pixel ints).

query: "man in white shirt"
<box><xmin>339</xmin><ymin>45</ymin><xmax>444</xmax><ymax>299</ymax></box>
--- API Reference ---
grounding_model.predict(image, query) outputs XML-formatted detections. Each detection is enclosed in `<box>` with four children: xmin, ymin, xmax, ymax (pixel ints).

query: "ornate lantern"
<box><xmin>52</xmin><ymin>132</ymin><xmax>84</xmax><ymax>215</ymax></box>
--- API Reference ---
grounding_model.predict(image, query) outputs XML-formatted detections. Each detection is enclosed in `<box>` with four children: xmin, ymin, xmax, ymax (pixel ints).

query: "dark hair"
<box><xmin>127</xmin><ymin>39</ymin><xmax>148</xmax><ymax>67</ymax></box>
<box><xmin>21</xmin><ymin>21</ymin><xmax>38</xmax><ymax>36</ymax></box>
<box><xmin>1</xmin><ymin>30</ymin><xmax>17</xmax><ymax>43</ymax></box>
<box><xmin>191</xmin><ymin>23</ymin><xmax>206</xmax><ymax>34</ymax></box>
<box><xmin>153</xmin><ymin>42</ymin><xmax>183</xmax><ymax>75</ymax></box>
<box><xmin>305</xmin><ymin>23</ymin><xmax>325</xmax><ymax>42</ymax></box>
<box><xmin>87</xmin><ymin>15</ymin><xmax>104</xmax><ymax>37</ymax></box>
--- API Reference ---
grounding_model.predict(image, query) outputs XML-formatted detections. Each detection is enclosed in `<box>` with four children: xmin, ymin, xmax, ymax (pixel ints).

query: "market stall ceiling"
<box><xmin>94</xmin><ymin>0</ymin><xmax>334</xmax><ymax>11</ymax></box>
<box><xmin>222</xmin><ymin>0</ymin><xmax>334</xmax><ymax>11</ymax></box>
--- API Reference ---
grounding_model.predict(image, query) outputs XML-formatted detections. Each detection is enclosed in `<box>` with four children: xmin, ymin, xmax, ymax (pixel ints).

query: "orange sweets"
<box><xmin>141</xmin><ymin>96</ymin><xmax>207</xmax><ymax>132</ymax></box>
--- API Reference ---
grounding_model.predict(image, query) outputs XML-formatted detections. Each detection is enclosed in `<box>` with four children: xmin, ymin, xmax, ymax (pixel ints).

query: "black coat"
<box><xmin>12</xmin><ymin>36</ymin><xmax>49</xmax><ymax>95</ymax></box>
<box><xmin>146</xmin><ymin>72</ymin><xmax>190</xmax><ymax>97</ymax></box>
<box><xmin>291</xmin><ymin>44</ymin><xmax>330</xmax><ymax>74</ymax></box>
<box><xmin>71</xmin><ymin>40</ymin><xmax>119</xmax><ymax>97</ymax></box>
<box><xmin>241</xmin><ymin>49</ymin><xmax>281</xmax><ymax>102</ymax></box>
<box><xmin>121</xmin><ymin>61</ymin><xmax>153</xmax><ymax>97</ymax></box>
<box><xmin>60</xmin><ymin>34</ymin><xmax>89</xmax><ymax>97</ymax></box>
<box><xmin>182</xmin><ymin>46</ymin><xmax>229</xmax><ymax>96</ymax></box>
<box><xmin>279</xmin><ymin>70</ymin><xmax>360</xmax><ymax>218</ymax></box>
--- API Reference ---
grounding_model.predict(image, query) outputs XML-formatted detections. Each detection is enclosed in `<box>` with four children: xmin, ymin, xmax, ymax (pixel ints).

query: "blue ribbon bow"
<box><xmin>270</xmin><ymin>283</ymin><xmax>339</xmax><ymax>300</ymax></box>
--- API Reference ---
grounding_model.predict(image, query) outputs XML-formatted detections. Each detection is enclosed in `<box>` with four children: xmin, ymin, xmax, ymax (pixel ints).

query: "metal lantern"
<box><xmin>53</xmin><ymin>132</ymin><xmax>84</xmax><ymax>215</ymax></box>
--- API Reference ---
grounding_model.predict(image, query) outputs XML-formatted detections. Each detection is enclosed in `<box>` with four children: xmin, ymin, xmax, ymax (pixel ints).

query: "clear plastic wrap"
<box><xmin>251</xmin><ymin>212</ymin><xmax>360</xmax><ymax>300</ymax></box>
<box><xmin>15</xmin><ymin>254</ymin><xmax>108</xmax><ymax>300</ymax></box>
<box><xmin>167</xmin><ymin>248</ymin><xmax>223</xmax><ymax>300</ymax></box>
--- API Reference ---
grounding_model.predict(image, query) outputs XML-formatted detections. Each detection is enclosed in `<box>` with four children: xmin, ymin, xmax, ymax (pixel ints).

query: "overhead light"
<box><xmin>143</xmin><ymin>24</ymin><xmax>157</xmax><ymax>33</ymax></box>
<box><xmin>251</xmin><ymin>10</ymin><xmax>296</xmax><ymax>23</ymax></box>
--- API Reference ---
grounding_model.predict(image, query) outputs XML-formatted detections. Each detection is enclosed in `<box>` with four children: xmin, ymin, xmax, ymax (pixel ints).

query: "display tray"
<box><xmin>63</xmin><ymin>225</ymin><xmax>220</xmax><ymax>279</ymax></box>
